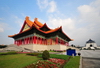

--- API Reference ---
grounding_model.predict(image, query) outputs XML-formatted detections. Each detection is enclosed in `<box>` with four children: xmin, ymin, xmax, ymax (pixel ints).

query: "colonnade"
<box><xmin>14</xmin><ymin>36</ymin><xmax>68</xmax><ymax>46</ymax></box>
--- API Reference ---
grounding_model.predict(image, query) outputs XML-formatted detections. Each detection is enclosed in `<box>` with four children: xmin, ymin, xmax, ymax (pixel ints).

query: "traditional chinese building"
<box><xmin>8</xmin><ymin>16</ymin><xmax>73</xmax><ymax>51</ymax></box>
<box><xmin>82</xmin><ymin>39</ymin><xmax>100</xmax><ymax>50</ymax></box>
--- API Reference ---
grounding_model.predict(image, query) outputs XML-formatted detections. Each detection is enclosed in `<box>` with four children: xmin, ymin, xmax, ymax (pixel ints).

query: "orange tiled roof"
<box><xmin>8</xmin><ymin>16</ymin><xmax>72</xmax><ymax>41</ymax></box>
<box><xmin>25</xmin><ymin>16</ymin><xmax>43</xmax><ymax>28</ymax></box>
<box><xmin>25</xmin><ymin>16</ymin><xmax>33</xmax><ymax>27</ymax></box>
<box><xmin>39</xmin><ymin>23</ymin><xmax>50</xmax><ymax>29</ymax></box>
<box><xmin>45</xmin><ymin>27</ymin><xmax>60</xmax><ymax>33</ymax></box>
<box><xmin>34</xmin><ymin>18</ymin><xmax>43</xmax><ymax>27</ymax></box>
<box><xmin>8</xmin><ymin>34</ymin><xmax>17</xmax><ymax>37</ymax></box>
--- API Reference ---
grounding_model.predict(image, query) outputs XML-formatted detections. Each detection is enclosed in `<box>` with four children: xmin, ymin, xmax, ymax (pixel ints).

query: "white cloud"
<box><xmin>0</xmin><ymin>18</ymin><xmax>4</xmax><ymax>20</ymax></box>
<box><xmin>37</xmin><ymin>0</ymin><xmax>57</xmax><ymax>13</ymax></box>
<box><xmin>37</xmin><ymin>0</ymin><xmax>48</xmax><ymax>11</ymax></box>
<box><xmin>0</xmin><ymin>23</ymin><xmax>10</xmax><ymax>32</ymax></box>
<box><xmin>37</xmin><ymin>0</ymin><xmax>100</xmax><ymax>46</ymax></box>
<box><xmin>0</xmin><ymin>18</ymin><xmax>4</xmax><ymax>32</ymax></box>
<box><xmin>47</xmin><ymin>1</ymin><xmax>57</xmax><ymax>13</ymax></box>
<box><xmin>12</xmin><ymin>16</ymin><xmax>23</xmax><ymax>27</ymax></box>
<box><xmin>46</xmin><ymin>0</ymin><xmax>100</xmax><ymax>46</ymax></box>
<box><xmin>0</xmin><ymin>27</ymin><xmax>4</xmax><ymax>32</ymax></box>
<box><xmin>47</xmin><ymin>17</ymin><xmax>75</xmax><ymax>31</ymax></box>
<box><xmin>0</xmin><ymin>6</ymin><xmax>10</xmax><ymax>12</ymax></box>
<box><xmin>71</xmin><ymin>0</ymin><xmax>100</xmax><ymax>46</ymax></box>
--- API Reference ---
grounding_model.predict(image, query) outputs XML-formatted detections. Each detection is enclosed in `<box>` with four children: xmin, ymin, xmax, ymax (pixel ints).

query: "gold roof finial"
<box><xmin>25</xmin><ymin>16</ymin><xmax>29</xmax><ymax>20</ymax></box>
<box><xmin>34</xmin><ymin>18</ymin><xmax>38</xmax><ymax>21</ymax></box>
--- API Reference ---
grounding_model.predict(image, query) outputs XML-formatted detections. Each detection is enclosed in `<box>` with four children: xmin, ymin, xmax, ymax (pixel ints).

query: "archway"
<box><xmin>90</xmin><ymin>44</ymin><xmax>92</xmax><ymax>47</ymax></box>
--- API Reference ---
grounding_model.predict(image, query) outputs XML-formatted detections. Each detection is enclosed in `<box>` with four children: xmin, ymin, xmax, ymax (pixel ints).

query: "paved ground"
<box><xmin>82</xmin><ymin>57</ymin><xmax>100</xmax><ymax>68</ymax></box>
<box><xmin>61</xmin><ymin>50</ymin><xmax>100</xmax><ymax>68</ymax></box>
<box><xmin>76</xmin><ymin>50</ymin><xmax>100</xmax><ymax>68</ymax></box>
<box><xmin>76</xmin><ymin>50</ymin><xmax>100</xmax><ymax>58</ymax></box>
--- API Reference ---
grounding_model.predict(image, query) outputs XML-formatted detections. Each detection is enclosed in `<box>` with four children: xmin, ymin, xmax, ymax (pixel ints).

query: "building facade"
<box><xmin>8</xmin><ymin>16</ymin><xmax>73</xmax><ymax>51</ymax></box>
<box><xmin>82</xmin><ymin>39</ymin><xmax>98</xmax><ymax>49</ymax></box>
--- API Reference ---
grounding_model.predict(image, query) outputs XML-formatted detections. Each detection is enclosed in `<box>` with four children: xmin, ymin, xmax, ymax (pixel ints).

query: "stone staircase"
<box><xmin>67</xmin><ymin>46</ymin><xmax>80</xmax><ymax>51</ymax></box>
<box><xmin>1</xmin><ymin>44</ymin><xmax>35</xmax><ymax>52</ymax></box>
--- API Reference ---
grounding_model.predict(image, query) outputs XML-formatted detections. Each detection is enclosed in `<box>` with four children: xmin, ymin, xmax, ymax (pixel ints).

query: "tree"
<box><xmin>42</xmin><ymin>50</ymin><xmax>50</xmax><ymax>60</ymax></box>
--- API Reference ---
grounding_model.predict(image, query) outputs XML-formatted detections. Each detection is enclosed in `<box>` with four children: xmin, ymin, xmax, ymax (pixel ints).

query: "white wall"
<box><xmin>20</xmin><ymin>44</ymin><xmax>33</xmax><ymax>50</ymax></box>
<box><xmin>48</xmin><ymin>45</ymin><xmax>60</xmax><ymax>50</ymax></box>
<box><xmin>20</xmin><ymin>44</ymin><xmax>68</xmax><ymax>51</ymax></box>
<box><xmin>33</xmin><ymin>44</ymin><xmax>47</xmax><ymax>51</ymax></box>
<box><xmin>60</xmin><ymin>45</ymin><xmax>67</xmax><ymax>50</ymax></box>
<box><xmin>86</xmin><ymin>43</ymin><xmax>97</xmax><ymax>48</ymax></box>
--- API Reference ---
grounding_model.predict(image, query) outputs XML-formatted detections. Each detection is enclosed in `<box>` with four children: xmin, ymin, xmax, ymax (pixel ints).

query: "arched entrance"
<box><xmin>90</xmin><ymin>44</ymin><xmax>92</xmax><ymax>47</ymax></box>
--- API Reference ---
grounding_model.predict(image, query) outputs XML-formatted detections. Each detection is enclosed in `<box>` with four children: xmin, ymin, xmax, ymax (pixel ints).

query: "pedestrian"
<box><xmin>78</xmin><ymin>53</ymin><xmax>81</xmax><ymax>56</ymax></box>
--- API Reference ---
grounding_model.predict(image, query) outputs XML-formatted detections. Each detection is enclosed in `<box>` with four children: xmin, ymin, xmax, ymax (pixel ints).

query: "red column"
<box><xmin>56</xmin><ymin>37</ymin><xmax>58</xmax><ymax>44</ymax></box>
<box><xmin>45</xmin><ymin>39</ymin><xmax>47</xmax><ymax>45</ymax></box>
<box><xmin>42</xmin><ymin>39</ymin><xmax>44</xmax><ymax>45</ymax></box>
<box><xmin>62</xmin><ymin>40</ymin><xmax>64</xmax><ymax>45</ymax></box>
<box><xmin>33</xmin><ymin>36</ymin><xmax>36</xmax><ymax>44</ymax></box>
<box><xmin>19</xmin><ymin>40</ymin><xmax>20</xmax><ymax>45</ymax></box>
<box><xmin>44</xmin><ymin>39</ymin><xmax>46</xmax><ymax>45</ymax></box>
<box><xmin>26</xmin><ymin>38</ymin><xmax>27</xmax><ymax>44</ymax></box>
<box><xmin>28</xmin><ymin>37</ymin><xmax>30</xmax><ymax>44</ymax></box>
<box><xmin>17</xmin><ymin>40</ymin><xmax>19</xmax><ymax>46</ymax></box>
<box><xmin>20</xmin><ymin>40</ymin><xmax>22</xmax><ymax>45</ymax></box>
<box><xmin>64</xmin><ymin>41</ymin><xmax>65</xmax><ymax>45</ymax></box>
<box><xmin>32</xmin><ymin>36</ymin><xmax>34</xmax><ymax>44</ymax></box>
<box><xmin>29</xmin><ymin>37</ymin><xmax>30</xmax><ymax>44</ymax></box>
<box><xmin>44</xmin><ymin>39</ymin><xmax>45</xmax><ymax>45</ymax></box>
<box><xmin>40</xmin><ymin>38</ymin><xmax>42</xmax><ymax>44</ymax></box>
<box><xmin>16</xmin><ymin>40</ymin><xmax>18</xmax><ymax>46</ymax></box>
<box><xmin>60</xmin><ymin>39</ymin><xmax>62</xmax><ymax>45</ymax></box>
<box><xmin>24</xmin><ymin>38</ymin><xmax>26</xmax><ymax>44</ymax></box>
<box><xmin>14</xmin><ymin>40</ymin><xmax>16</xmax><ymax>45</ymax></box>
<box><xmin>41</xmin><ymin>38</ymin><xmax>42</xmax><ymax>44</ymax></box>
<box><xmin>38</xmin><ymin>37</ymin><xmax>39</xmax><ymax>44</ymax></box>
<box><xmin>18</xmin><ymin>40</ymin><xmax>20</xmax><ymax>46</ymax></box>
<box><xmin>38</xmin><ymin>37</ymin><xmax>40</xmax><ymax>44</ymax></box>
<box><xmin>27</xmin><ymin>38</ymin><xmax>28</xmax><ymax>44</ymax></box>
<box><xmin>31</xmin><ymin>37</ymin><xmax>33</xmax><ymax>44</ymax></box>
<box><xmin>50</xmin><ymin>39</ymin><xmax>52</xmax><ymax>45</ymax></box>
<box><xmin>21</xmin><ymin>40</ymin><xmax>22</xmax><ymax>45</ymax></box>
<box><xmin>36</xmin><ymin>36</ymin><xmax>38</xmax><ymax>44</ymax></box>
<box><xmin>15</xmin><ymin>41</ymin><xmax>17</xmax><ymax>45</ymax></box>
<box><xmin>63</xmin><ymin>40</ymin><xmax>64</xmax><ymax>45</ymax></box>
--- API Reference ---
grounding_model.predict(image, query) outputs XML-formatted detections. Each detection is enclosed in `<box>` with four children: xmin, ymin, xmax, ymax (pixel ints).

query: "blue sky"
<box><xmin>0</xmin><ymin>0</ymin><xmax>100</xmax><ymax>46</ymax></box>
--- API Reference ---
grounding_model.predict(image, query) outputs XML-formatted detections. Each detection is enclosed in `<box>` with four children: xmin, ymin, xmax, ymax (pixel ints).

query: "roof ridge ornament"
<box><xmin>34</xmin><ymin>18</ymin><xmax>38</xmax><ymax>21</ymax></box>
<box><xmin>25</xmin><ymin>16</ymin><xmax>29</xmax><ymax>20</ymax></box>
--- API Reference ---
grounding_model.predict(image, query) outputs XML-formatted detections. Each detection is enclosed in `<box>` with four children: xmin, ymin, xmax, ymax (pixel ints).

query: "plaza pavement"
<box><xmin>61</xmin><ymin>50</ymin><xmax>100</xmax><ymax>58</ymax></box>
<box><xmin>60</xmin><ymin>50</ymin><xmax>100</xmax><ymax>68</ymax></box>
<box><xmin>76</xmin><ymin>50</ymin><xmax>100</xmax><ymax>68</ymax></box>
<box><xmin>76</xmin><ymin>50</ymin><xmax>100</xmax><ymax>58</ymax></box>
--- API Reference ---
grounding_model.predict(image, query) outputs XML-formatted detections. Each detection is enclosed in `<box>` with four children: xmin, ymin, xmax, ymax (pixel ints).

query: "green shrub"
<box><xmin>0</xmin><ymin>51</ymin><xmax>17</xmax><ymax>55</ymax></box>
<box><xmin>38</xmin><ymin>54</ymin><xmax>70</xmax><ymax>60</ymax></box>
<box><xmin>26</xmin><ymin>53</ymin><xmax>42</xmax><ymax>56</ymax></box>
<box><xmin>42</xmin><ymin>50</ymin><xmax>50</xmax><ymax>60</ymax></box>
<box><xmin>0</xmin><ymin>52</ymin><xmax>7</xmax><ymax>55</ymax></box>
<box><xmin>6</xmin><ymin>51</ymin><xmax>17</xmax><ymax>54</ymax></box>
